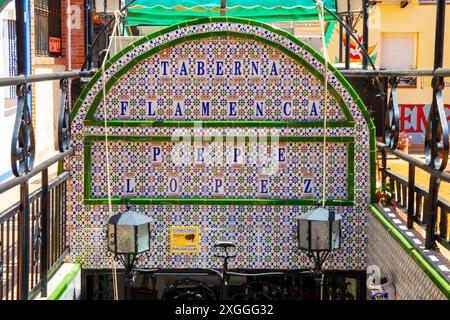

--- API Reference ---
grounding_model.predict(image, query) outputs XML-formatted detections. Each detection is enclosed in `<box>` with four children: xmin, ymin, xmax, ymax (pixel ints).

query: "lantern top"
<box><xmin>296</xmin><ymin>207</ymin><xmax>342</xmax><ymax>222</ymax></box>
<box><xmin>108</xmin><ymin>209</ymin><xmax>154</xmax><ymax>226</ymax></box>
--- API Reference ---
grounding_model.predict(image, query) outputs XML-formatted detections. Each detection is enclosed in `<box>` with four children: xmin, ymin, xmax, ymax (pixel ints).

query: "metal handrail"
<box><xmin>340</xmin><ymin>68</ymin><xmax>450</xmax><ymax>78</ymax></box>
<box><xmin>0</xmin><ymin>148</ymin><xmax>73</xmax><ymax>194</ymax></box>
<box><xmin>377</xmin><ymin>142</ymin><xmax>450</xmax><ymax>183</ymax></box>
<box><xmin>0</xmin><ymin>70</ymin><xmax>95</xmax><ymax>87</ymax></box>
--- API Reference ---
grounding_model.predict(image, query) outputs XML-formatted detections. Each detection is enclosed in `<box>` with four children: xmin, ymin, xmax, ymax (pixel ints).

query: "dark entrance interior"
<box><xmin>81</xmin><ymin>270</ymin><xmax>366</xmax><ymax>301</ymax></box>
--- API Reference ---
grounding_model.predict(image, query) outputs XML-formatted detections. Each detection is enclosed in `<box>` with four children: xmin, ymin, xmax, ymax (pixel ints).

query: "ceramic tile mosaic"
<box><xmin>67</xmin><ymin>18</ymin><xmax>374</xmax><ymax>271</ymax></box>
<box><xmin>90</xmin><ymin>38</ymin><xmax>347</xmax><ymax>123</ymax></box>
<box><xmin>87</xmin><ymin>139</ymin><xmax>352</xmax><ymax>200</ymax></box>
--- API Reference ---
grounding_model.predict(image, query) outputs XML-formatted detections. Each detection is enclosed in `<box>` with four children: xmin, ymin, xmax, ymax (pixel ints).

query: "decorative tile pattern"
<box><xmin>91</xmin><ymin>38</ymin><xmax>347</xmax><ymax>122</ymax></box>
<box><xmin>87</xmin><ymin>139</ymin><xmax>351</xmax><ymax>200</ymax></box>
<box><xmin>67</xmin><ymin>19</ymin><xmax>373</xmax><ymax>271</ymax></box>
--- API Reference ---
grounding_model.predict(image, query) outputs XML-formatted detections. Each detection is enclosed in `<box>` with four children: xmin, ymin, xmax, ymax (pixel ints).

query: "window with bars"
<box><xmin>34</xmin><ymin>0</ymin><xmax>62</xmax><ymax>57</ymax></box>
<box><xmin>4</xmin><ymin>20</ymin><xmax>17</xmax><ymax>99</ymax></box>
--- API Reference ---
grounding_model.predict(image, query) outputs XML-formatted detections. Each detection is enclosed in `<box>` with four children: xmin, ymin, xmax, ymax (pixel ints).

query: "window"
<box><xmin>381</xmin><ymin>33</ymin><xmax>416</xmax><ymax>69</ymax></box>
<box><xmin>3</xmin><ymin>20</ymin><xmax>17</xmax><ymax>99</ymax></box>
<box><xmin>34</xmin><ymin>0</ymin><xmax>62</xmax><ymax>57</ymax></box>
<box><xmin>381</xmin><ymin>33</ymin><xmax>417</xmax><ymax>88</ymax></box>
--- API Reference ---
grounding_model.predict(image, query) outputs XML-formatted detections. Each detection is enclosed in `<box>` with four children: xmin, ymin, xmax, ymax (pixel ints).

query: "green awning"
<box><xmin>0</xmin><ymin>0</ymin><xmax>12</xmax><ymax>12</ymax></box>
<box><xmin>126</xmin><ymin>0</ymin><xmax>336</xmax><ymax>26</ymax></box>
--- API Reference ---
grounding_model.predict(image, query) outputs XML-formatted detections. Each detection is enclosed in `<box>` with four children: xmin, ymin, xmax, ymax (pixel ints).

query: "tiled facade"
<box><xmin>67</xmin><ymin>19</ymin><xmax>375</xmax><ymax>271</ymax></box>
<box><xmin>367</xmin><ymin>213</ymin><xmax>447</xmax><ymax>300</ymax></box>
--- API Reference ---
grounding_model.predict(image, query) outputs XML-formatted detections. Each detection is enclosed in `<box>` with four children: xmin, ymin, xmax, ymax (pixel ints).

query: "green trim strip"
<box><xmin>369</xmin><ymin>205</ymin><xmax>450</xmax><ymax>299</ymax></box>
<box><xmin>83</xmin><ymin>135</ymin><xmax>355</xmax><ymax>143</ymax></box>
<box><xmin>47</xmin><ymin>264</ymin><xmax>81</xmax><ymax>300</ymax></box>
<box><xmin>83</xmin><ymin>135</ymin><xmax>354</xmax><ymax>205</ymax></box>
<box><xmin>85</xmin><ymin>198</ymin><xmax>354</xmax><ymax>206</ymax></box>
<box><xmin>71</xmin><ymin>17</ymin><xmax>375</xmax><ymax>204</ymax></box>
<box><xmin>84</xmin><ymin>120</ymin><xmax>355</xmax><ymax>128</ymax></box>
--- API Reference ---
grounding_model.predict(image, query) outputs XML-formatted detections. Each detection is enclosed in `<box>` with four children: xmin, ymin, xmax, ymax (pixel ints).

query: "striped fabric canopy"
<box><xmin>126</xmin><ymin>0</ymin><xmax>336</xmax><ymax>26</ymax></box>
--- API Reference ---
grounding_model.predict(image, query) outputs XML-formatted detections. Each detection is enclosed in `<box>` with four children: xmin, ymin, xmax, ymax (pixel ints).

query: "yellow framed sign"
<box><xmin>169</xmin><ymin>226</ymin><xmax>200</xmax><ymax>254</ymax></box>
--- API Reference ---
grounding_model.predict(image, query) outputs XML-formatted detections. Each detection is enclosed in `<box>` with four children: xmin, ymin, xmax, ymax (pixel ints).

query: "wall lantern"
<box><xmin>335</xmin><ymin>0</ymin><xmax>363</xmax><ymax>15</ymax></box>
<box><xmin>297</xmin><ymin>207</ymin><xmax>342</xmax><ymax>254</ymax></box>
<box><xmin>95</xmin><ymin>0</ymin><xmax>122</xmax><ymax>15</ymax></box>
<box><xmin>107</xmin><ymin>206</ymin><xmax>154</xmax><ymax>299</ymax></box>
<box><xmin>297</xmin><ymin>207</ymin><xmax>343</xmax><ymax>300</ymax></box>
<box><xmin>107</xmin><ymin>207</ymin><xmax>153</xmax><ymax>256</ymax></box>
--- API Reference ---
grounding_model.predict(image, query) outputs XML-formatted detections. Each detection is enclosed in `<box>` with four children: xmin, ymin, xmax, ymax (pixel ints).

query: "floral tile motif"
<box><xmin>67</xmin><ymin>20</ymin><xmax>372</xmax><ymax>271</ymax></box>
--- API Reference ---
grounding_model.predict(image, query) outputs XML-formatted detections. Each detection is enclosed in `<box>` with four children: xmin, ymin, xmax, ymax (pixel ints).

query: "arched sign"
<box><xmin>68</xmin><ymin>18</ymin><xmax>375</xmax><ymax>270</ymax></box>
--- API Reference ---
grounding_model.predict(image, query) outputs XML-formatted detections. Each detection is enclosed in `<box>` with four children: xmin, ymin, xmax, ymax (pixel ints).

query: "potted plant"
<box><xmin>397</xmin><ymin>132</ymin><xmax>412</xmax><ymax>153</ymax></box>
<box><xmin>375</xmin><ymin>183</ymin><xmax>396</xmax><ymax>207</ymax></box>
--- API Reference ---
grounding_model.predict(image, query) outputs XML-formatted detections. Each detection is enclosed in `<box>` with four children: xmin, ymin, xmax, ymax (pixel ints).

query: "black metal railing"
<box><xmin>0</xmin><ymin>70</ymin><xmax>93</xmax><ymax>300</ymax></box>
<box><xmin>0</xmin><ymin>171</ymin><xmax>69</xmax><ymax>300</ymax></box>
<box><xmin>341</xmin><ymin>65</ymin><xmax>450</xmax><ymax>250</ymax></box>
<box><xmin>377</xmin><ymin>143</ymin><xmax>450</xmax><ymax>251</ymax></box>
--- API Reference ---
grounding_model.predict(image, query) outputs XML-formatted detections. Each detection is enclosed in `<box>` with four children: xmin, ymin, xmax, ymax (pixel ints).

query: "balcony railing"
<box><xmin>377</xmin><ymin>142</ymin><xmax>450</xmax><ymax>251</ymax></box>
<box><xmin>0</xmin><ymin>70</ymin><xmax>92</xmax><ymax>300</ymax></box>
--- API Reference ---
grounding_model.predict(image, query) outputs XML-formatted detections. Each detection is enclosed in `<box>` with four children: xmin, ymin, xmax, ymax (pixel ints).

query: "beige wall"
<box><xmin>327</xmin><ymin>1</ymin><xmax>450</xmax><ymax>103</ymax></box>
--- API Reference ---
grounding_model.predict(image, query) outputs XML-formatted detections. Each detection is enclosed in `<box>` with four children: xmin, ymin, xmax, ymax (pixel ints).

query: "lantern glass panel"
<box><xmin>298</xmin><ymin>219</ymin><xmax>310</xmax><ymax>250</ymax></box>
<box><xmin>310</xmin><ymin>220</ymin><xmax>330</xmax><ymax>250</ymax></box>
<box><xmin>116</xmin><ymin>225</ymin><xmax>135</xmax><ymax>253</ymax></box>
<box><xmin>107</xmin><ymin>224</ymin><xmax>116</xmax><ymax>253</ymax></box>
<box><xmin>137</xmin><ymin>223</ymin><xmax>150</xmax><ymax>253</ymax></box>
<box><xmin>331</xmin><ymin>220</ymin><xmax>341</xmax><ymax>250</ymax></box>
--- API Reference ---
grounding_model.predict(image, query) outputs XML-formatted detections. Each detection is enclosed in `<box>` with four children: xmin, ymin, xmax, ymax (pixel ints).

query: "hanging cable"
<box><xmin>99</xmin><ymin>10</ymin><xmax>123</xmax><ymax>301</ymax></box>
<box><xmin>316</xmin><ymin>0</ymin><xmax>329</xmax><ymax>207</ymax></box>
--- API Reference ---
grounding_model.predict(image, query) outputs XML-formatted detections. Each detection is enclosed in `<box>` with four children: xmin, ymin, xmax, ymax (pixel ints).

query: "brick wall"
<box><xmin>29</xmin><ymin>0</ymin><xmax>86</xmax><ymax>152</ymax></box>
<box><xmin>367</xmin><ymin>213</ymin><xmax>447</xmax><ymax>300</ymax></box>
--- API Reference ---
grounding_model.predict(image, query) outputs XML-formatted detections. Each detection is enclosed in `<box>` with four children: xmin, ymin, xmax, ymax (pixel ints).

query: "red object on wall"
<box><xmin>49</xmin><ymin>36</ymin><xmax>62</xmax><ymax>54</ymax></box>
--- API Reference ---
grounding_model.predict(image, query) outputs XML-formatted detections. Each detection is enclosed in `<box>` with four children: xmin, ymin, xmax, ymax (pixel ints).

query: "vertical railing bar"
<box><xmin>40</xmin><ymin>168</ymin><xmax>48</xmax><ymax>297</ymax></box>
<box><xmin>30</xmin><ymin>199</ymin><xmax>35</xmax><ymax>288</ymax></box>
<box><xmin>401</xmin><ymin>183</ymin><xmax>407</xmax><ymax>208</ymax></box>
<box><xmin>396</xmin><ymin>179</ymin><xmax>401</xmax><ymax>204</ymax></box>
<box><xmin>11</xmin><ymin>215</ymin><xmax>15</xmax><ymax>300</ymax></box>
<box><xmin>60</xmin><ymin>183</ymin><xmax>63</xmax><ymax>256</ymax></box>
<box><xmin>18</xmin><ymin>181</ymin><xmax>30</xmax><ymax>300</ymax></box>
<box><xmin>52</xmin><ymin>187</ymin><xmax>56</xmax><ymax>265</ymax></box>
<box><xmin>0</xmin><ymin>222</ymin><xmax>3</xmax><ymax>300</ymax></box>
<box><xmin>407</xmin><ymin>164</ymin><xmax>415</xmax><ymax>228</ymax></box>
<box><xmin>58</xmin><ymin>183</ymin><xmax>62</xmax><ymax>257</ymax></box>
<box><xmin>6</xmin><ymin>219</ymin><xmax>10</xmax><ymax>300</ymax></box>
<box><xmin>439</xmin><ymin>206</ymin><xmax>447</xmax><ymax>240</ymax></box>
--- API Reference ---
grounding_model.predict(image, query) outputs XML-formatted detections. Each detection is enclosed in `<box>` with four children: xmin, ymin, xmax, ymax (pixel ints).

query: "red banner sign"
<box><xmin>49</xmin><ymin>37</ymin><xmax>61</xmax><ymax>54</ymax></box>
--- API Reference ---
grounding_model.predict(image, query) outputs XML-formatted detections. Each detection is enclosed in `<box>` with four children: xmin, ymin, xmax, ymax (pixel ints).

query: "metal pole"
<box><xmin>345</xmin><ymin>15</ymin><xmax>351</xmax><ymax>70</ymax></box>
<box><xmin>40</xmin><ymin>169</ymin><xmax>49</xmax><ymax>297</ymax></box>
<box><xmin>425</xmin><ymin>0</ymin><xmax>446</xmax><ymax>249</ymax></box>
<box><xmin>339</xmin><ymin>22</ymin><xmax>343</xmax><ymax>63</ymax></box>
<box><xmin>15</xmin><ymin>0</ymin><xmax>31</xmax><ymax>301</ymax></box>
<box><xmin>18</xmin><ymin>182</ymin><xmax>30</xmax><ymax>300</ymax></box>
<box><xmin>85</xmin><ymin>0</ymin><xmax>95</xmax><ymax>70</ymax></box>
<box><xmin>362</xmin><ymin>0</ymin><xmax>369</xmax><ymax>70</ymax></box>
<box><xmin>220</xmin><ymin>0</ymin><xmax>226</xmax><ymax>16</ymax></box>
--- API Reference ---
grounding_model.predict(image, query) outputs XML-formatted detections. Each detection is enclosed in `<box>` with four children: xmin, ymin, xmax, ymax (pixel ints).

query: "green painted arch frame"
<box><xmin>71</xmin><ymin>16</ymin><xmax>377</xmax><ymax>202</ymax></box>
